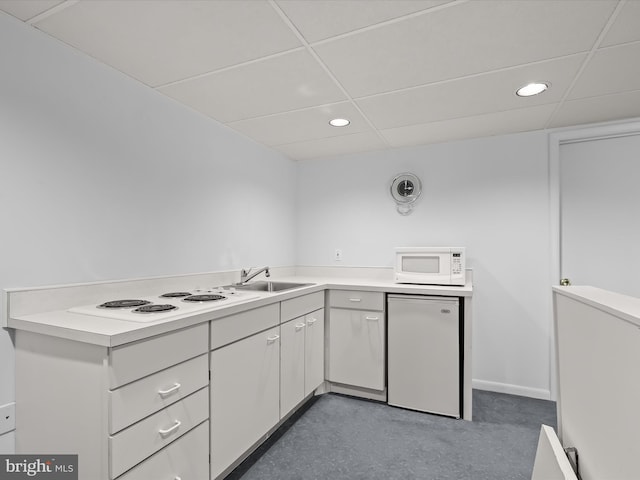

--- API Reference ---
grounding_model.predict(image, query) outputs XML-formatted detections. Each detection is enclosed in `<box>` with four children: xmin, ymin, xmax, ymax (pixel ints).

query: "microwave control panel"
<box><xmin>452</xmin><ymin>253</ymin><xmax>463</xmax><ymax>276</ymax></box>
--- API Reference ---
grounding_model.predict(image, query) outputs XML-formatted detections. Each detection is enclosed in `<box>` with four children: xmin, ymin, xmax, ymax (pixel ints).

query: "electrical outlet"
<box><xmin>0</xmin><ymin>403</ymin><xmax>15</xmax><ymax>435</ymax></box>
<box><xmin>334</xmin><ymin>249</ymin><xmax>343</xmax><ymax>262</ymax></box>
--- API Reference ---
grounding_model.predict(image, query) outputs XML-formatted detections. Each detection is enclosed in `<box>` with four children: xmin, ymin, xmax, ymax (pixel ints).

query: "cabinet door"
<box><xmin>305</xmin><ymin>309</ymin><xmax>325</xmax><ymax>396</ymax></box>
<box><xmin>280</xmin><ymin>318</ymin><xmax>306</xmax><ymax>418</ymax></box>
<box><xmin>328</xmin><ymin>308</ymin><xmax>385</xmax><ymax>391</ymax></box>
<box><xmin>210</xmin><ymin>326</ymin><xmax>280</xmax><ymax>479</ymax></box>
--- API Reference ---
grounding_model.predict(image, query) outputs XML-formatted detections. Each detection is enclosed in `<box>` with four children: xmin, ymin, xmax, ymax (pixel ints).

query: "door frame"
<box><xmin>548</xmin><ymin>118</ymin><xmax>640</xmax><ymax>400</ymax></box>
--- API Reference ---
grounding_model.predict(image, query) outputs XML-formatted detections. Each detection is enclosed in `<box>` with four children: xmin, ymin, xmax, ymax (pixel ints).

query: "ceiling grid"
<box><xmin>1</xmin><ymin>0</ymin><xmax>638</xmax><ymax>160</ymax></box>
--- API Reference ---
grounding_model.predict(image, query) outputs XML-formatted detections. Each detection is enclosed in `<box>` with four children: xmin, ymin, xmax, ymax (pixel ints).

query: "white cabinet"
<box><xmin>280</xmin><ymin>317</ymin><xmax>306</xmax><ymax>417</ymax></box>
<box><xmin>304</xmin><ymin>309</ymin><xmax>325</xmax><ymax>396</ymax></box>
<box><xmin>14</xmin><ymin>323</ymin><xmax>210</xmax><ymax>480</ymax></box>
<box><xmin>209</xmin><ymin>304</ymin><xmax>280</xmax><ymax>480</ymax></box>
<box><xmin>328</xmin><ymin>290</ymin><xmax>385</xmax><ymax>391</ymax></box>
<box><xmin>279</xmin><ymin>292</ymin><xmax>325</xmax><ymax>418</ymax></box>
<box><xmin>280</xmin><ymin>308</ymin><xmax>325</xmax><ymax>418</ymax></box>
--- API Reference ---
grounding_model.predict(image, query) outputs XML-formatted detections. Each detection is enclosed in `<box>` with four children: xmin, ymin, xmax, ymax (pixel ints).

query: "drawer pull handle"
<box><xmin>158</xmin><ymin>420</ymin><xmax>181</xmax><ymax>437</ymax></box>
<box><xmin>365</xmin><ymin>316</ymin><xmax>379</xmax><ymax>321</ymax></box>
<box><xmin>295</xmin><ymin>323</ymin><xmax>306</xmax><ymax>331</ymax></box>
<box><xmin>157</xmin><ymin>383</ymin><xmax>181</xmax><ymax>397</ymax></box>
<box><xmin>307</xmin><ymin>318</ymin><xmax>317</xmax><ymax>325</ymax></box>
<box><xmin>349</xmin><ymin>298</ymin><xmax>362</xmax><ymax>302</ymax></box>
<box><xmin>267</xmin><ymin>335</ymin><xmax>280</xmax><ymax>344</ymax></box>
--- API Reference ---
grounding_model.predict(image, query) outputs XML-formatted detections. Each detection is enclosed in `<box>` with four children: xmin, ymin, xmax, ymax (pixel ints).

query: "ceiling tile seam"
<box><xmin>562</xmin><ymin>86</ymin><xmax>640</xmax><ymax>103</ymax></box>
<box><xmin>268</xmin><ymin>0</ymin><xmax>389</xmax><ymax>146</ymax></box>
<box><xmin>154</xmin><ymin>46</ymin><xmax>308</xmax><ymax>89</ymax></box>
<box><xmin>306</xmin><ymin>0</ymin><xmax>469</xmax><ymax>48</ymax></box>
<box><xmin>595</xmin><ymin>37</ymin><xmax>640</xmax><ymax>53</ymax></box>
<box><xmin>269</xmin><ymin>129</ymin><xmax>382</xmax><ymax>148</ymax></box>
<box><xmin>223</xmin><ymin>100</ymin><xmax>359</xmax><ymax>126</ymax></box>
<box><xmin>352</xmin><ymin>52</ymin><xmax>591</xmax><ymax>103</ymax></box>
<box><xmin>376</xmin><ymin>102</ymin><xmax>561</xmax><ymax>133</ymax></box>
<box><xmin>544</xmin><ymin>0</ymin><xmax>627</xmax><ymax>129</ymax></box>
<box><xmin>363</xmin><ymin>98</ymin><xmax>562</xmax><ymax>132</ymax></box>
<box><xmin>27</xmin><ymin>0</ymin><xmax>79</xmax><ymax>24</ymax></box>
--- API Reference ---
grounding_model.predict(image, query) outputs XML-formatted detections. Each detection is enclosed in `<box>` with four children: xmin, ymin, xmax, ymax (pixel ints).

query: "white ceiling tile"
<box><xmin>358</xmin><ymin>55</ymin><xmax>585</xmax><ymax>130</ymax></box>
<box><xmin>549</xmin><ymin>90</ymin><xmax>640</xmax><ymax>128</ymax></box>
<box><xmin>33</xmin><ymin>0</ymin><xmax>302</xmax><ymax>87</ymax></box>
<box><xmin>601</xmin><ymin>0</ymin><xmax>640</xmax><ymax>47</ymax></box>
<box><xmin>229</xmin><ymin>102</ymin><xmax>374</xmax><ymax>146</ymax></box>
<box><xmin>568</xmin><ymin>42</ymin><xmax>640</xmax><ymax>100</ymax></box>
<box><xmin>314</xmin><ymin>0</ymin><xmax>616</xmax><ymax>97</ymax></box>
<box><xmin>381</xmin><ymin>104</ymin><xmax>557</xmax><ymax>147</ymax></box>
<box><xmin>274</xmin><ymin>132</ymin><xmax>387</xmax><ymax>161</ymax></box>
<box><xmin>159</xmin><ymin>49</ymin><xmax>346</xmax><ymax>123</ymax></box>
<box><xmin>275</xmin><ymin>0</ymin><xmax>451</xmax><ymax>43</ymax></box>
<box><xmin>0</xmin><ymin>0</ymin><xmax>63</xmax><ymax>21</ymax></box>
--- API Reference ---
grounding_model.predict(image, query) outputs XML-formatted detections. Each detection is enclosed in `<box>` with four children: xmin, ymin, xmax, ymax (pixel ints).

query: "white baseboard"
<box><xmin>472</xmin><ymin>379</ymin><xmax>551</xmax><ymax>401</ymax></box>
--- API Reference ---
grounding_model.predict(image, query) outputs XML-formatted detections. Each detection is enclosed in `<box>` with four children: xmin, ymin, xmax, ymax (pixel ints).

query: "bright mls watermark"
<box><xmin>0</xmin><ymin>455</ymin><xmax>77</xmax><ymax>479</ymax></box>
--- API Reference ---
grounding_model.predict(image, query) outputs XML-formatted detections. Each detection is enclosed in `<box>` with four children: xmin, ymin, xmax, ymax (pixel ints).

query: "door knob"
<box><xmin>560</xmin><ymin>278</ymin><xmax>571</xmax><ymax>286</ymax></box>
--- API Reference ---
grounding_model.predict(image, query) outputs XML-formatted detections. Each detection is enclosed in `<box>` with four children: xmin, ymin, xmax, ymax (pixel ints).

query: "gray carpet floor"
<box><xmin>227</xmin><ymin>390</ymin><xmax>557</xmax><ymax>480</ymax></box>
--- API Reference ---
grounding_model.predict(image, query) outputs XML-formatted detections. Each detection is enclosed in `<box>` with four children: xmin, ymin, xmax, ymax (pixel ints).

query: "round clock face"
<box><xmin>397</xmin><ymin>179</ymin><xmax>415</xmax><ymax>197</ymax></box>
<box><xmin>390</xmin><ymin>173</ymin><xmax>422</xmax><ymax>204</ymax></box>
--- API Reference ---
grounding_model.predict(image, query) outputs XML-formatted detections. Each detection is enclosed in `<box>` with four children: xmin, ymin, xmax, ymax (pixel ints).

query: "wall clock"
<box><xmin>390</xmin><ymin>172</ymin><xmax>422</xmax><ymax>215</ymax></box>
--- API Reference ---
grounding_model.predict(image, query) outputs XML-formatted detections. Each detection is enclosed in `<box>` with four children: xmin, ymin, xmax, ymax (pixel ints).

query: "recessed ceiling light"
<box><xmin>329</xmin><ymin>118</ymin><xmax>350</xmax><ymax>127</ymax></box>
<box><xmin>516</xmin><ymin>82</ymin><xmax>549</xmax><ymax>97</ymax></box>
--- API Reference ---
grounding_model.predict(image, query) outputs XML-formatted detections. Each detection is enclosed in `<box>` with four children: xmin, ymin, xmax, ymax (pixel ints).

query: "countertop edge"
<box><xmin>553</xmin><ymin>285</ymin><xmax>640</xmax><ymax>328</ymax></box>
<box><xmin>9</xmin><ymin>278</ymin><xmax>472</xmax><ymax>346</ymax></box>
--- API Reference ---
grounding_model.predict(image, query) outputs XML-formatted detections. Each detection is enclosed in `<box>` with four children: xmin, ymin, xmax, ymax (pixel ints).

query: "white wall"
<box><xmin>0</xmin><ymin>13</ymin><xmax>297</xmax><ymax>451</ymax></box>
<box><xmin>297</xmin><ymin>131</ymin><xmax>553</xmax><ymax>398</ymax></box>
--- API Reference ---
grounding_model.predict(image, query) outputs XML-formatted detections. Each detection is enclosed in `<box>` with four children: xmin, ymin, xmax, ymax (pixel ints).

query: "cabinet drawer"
<box><xmin>210</xmin><ymin>303</ymin><xmax>279</xmax><ymax>350</ymax></box>
<box><xmin>116</xmin><ymin>420</ymin><xmax>209</xmax><ymax>480</ymax></box>
<box><xmin>281</xmin><ymin>291</ymin><xmax>325</xmax><ymax>323</ymax></box>
<box><xmin>109</xmin><ymin>387</ymin><xmax>209</xmax><ymax>479</ymax></box>
<box><xmin>109</xmin><ymin>323</ymin><xmax>208</xmax><ymax>389</ymax></box>
<box><xmin>329</xmin><ymin>290</ymin><xmax>384</xmax><ymax>311</ymax></box>
<box><xmin>109</xmin><ymin>354</ymin><xmax>209</xmax><ymax>434</ymax></box>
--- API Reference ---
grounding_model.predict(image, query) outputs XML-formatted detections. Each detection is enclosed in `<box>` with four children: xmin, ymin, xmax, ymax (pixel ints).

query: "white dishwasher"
<box><xmin>387</xmin><ymin>294</ymin><xmax>460</xmax><ymax>418</ymax></box>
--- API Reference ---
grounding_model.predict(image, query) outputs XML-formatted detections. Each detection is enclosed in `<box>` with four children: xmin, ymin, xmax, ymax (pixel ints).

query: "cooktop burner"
<box><xmin>183</xmin><ymin>294</ymin><xmax>226</xmax><ymax>302</ymax></box>
<box><xmin>99</xmin><ymin>299</ymin><xmax>151</xmax><ymax>309</ymax></box>
<box><xmin>69</xmin><ymin>288</ymin><xmax>259</xmax><ymax>323</ymax></box>
<box><xmin>160</xmin><ymin>292</ymin><xmax>192</xmax><ymax>298</ymax></box>
<box><xmin>134</xmin><ymin>304</ymin><xmax>178</xmax><ymax>313</ymax></box>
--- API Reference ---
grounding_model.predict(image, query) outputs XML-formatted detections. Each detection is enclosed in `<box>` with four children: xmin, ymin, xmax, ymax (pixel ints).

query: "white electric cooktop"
<box><xmin>68</xmin><ymin>287</ymin><xmax>259</xmax><ymax>323</ymax></box>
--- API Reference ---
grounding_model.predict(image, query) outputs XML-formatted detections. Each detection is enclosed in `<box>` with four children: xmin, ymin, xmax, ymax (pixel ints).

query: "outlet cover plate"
<box><xmin>0</xmin><ymin>403</ymin><xmax>15</xmax><ymax>435</ymax></box>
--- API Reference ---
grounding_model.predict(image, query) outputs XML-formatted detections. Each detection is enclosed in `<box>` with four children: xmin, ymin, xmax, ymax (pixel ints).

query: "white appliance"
<box><xmin>394</xmin><ymin>246</ymin><xmax>465</xmax><ymax>286</ymax></box>
<box><xmin>387</xmin><ymin>294</ymin><xmax>460</xmax><ymax>418</ymax></box>
<box><xmin>68</xmin><ymin>288</ymin><xmax>259</xmax><ymax>323</ymax></box>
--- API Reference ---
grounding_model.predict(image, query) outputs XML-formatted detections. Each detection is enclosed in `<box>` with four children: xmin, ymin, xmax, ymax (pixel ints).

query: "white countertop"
<box><xmin>553</xmin><ymin>285</ymin><xmax>640</xmax><ymax>328</ymax></box>
<box><xmin>8</xmin><ymin>275</ymin><xmax>473</xmax><ymax>347</ymax></box>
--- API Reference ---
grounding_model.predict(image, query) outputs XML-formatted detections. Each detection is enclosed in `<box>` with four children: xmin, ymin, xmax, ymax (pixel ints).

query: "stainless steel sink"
<box><xmin>225</xmin><ymin>281</ymin><xmax>314</xmax><ymax>293</ymax></box>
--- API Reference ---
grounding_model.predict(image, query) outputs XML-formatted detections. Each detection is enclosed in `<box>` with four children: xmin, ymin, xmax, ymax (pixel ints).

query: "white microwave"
<box><xmin>394</xmin><ymin>247</ymin><xmax>466</xmax><ymax>286</ymax></box>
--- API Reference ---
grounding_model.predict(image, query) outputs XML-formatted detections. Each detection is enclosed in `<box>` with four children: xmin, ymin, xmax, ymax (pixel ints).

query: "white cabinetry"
<box><xmin>280</xmin><ymin>308</ymin><xmax>325</xmax><ymax>418</ymax></box>
<box><xmin>15</xmin><ymin>323</ymin><xmax>210</xmax><ymax>480</ymax></box>
<box><xmin>209</xmin><ymin>303</ymin><xmax>280</xmax><ymax>480</ymax></box>
<box><xmin>304</xmin><ymin>309</ymin><xmax>325</xmax><ymax>396</ymax></box>
<box><xmin>280</xmin><ymin>317</ymin><xmax>306</xmax><ymax>416</ymax></box>
<box><xmin>328</xmin><ymin>290</ymin><xmax>385</xmax><ymax>392</ymax></box>
<box><xmin>279</xmin><ymin>292</ymin><xmax>325</xmax><ymax>419</ymax></box>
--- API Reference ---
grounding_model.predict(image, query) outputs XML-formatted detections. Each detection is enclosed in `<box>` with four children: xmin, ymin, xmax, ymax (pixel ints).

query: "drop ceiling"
<box><xmin>2</xmin><ymin>0</ymin><xmax>640</xmax><ymax>160</ymax></box>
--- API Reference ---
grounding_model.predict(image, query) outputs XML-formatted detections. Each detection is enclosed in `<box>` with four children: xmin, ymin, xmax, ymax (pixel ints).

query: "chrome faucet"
<box><xmin>238</xmin><ymin>266</ymin><xmax>270</xmax><ymax>285</ymax></box>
